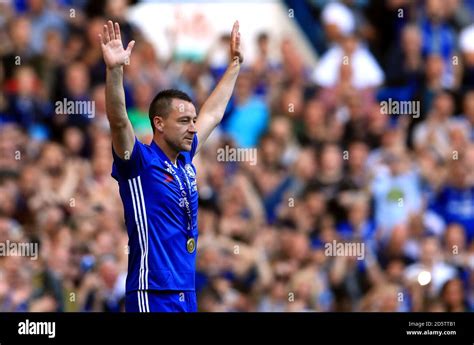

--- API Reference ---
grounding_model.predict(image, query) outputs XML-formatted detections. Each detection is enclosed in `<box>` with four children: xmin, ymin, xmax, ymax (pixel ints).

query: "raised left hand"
<box><xmin>230</xmin><ymin>21</ymin><xmax>243</xmax><ymax>64</ymax></box>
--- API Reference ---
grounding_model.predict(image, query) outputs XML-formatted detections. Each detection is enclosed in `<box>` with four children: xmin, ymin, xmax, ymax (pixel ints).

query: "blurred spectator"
<box><xmin>418</xmin><ymin>0</ymin><xmax>458</xmax><ymax>88</ymax></box>
<box><xmin>371</xmin><ymin>149</ymin><xmax>423</xmax><ymax>238</ymax></box>
<box><xmin>27</xmin><ymin>0</ymin><xmax>68</xmax><ymax>55</ymax></box>
<box><xmin>224</xmin><ymin>70</ymin><xmax>269</xmax><ymax>148</ymax></box>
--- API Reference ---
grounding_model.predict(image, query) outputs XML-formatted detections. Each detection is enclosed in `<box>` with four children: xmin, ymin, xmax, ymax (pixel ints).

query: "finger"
<box><xmin>115</xmin><ymin>22</ymin><xmax>121</xmax><ymax>42</ymax></box>
<box><xmin>108</xmin><ymin>20</ymin><xmax>115</xmax><ymax>40</ymax></box>
<box><xmin>98</xmin><ymin>33</ymin><xmax>105</xmax><ymax>48</ymax></box>
<box><xmin>125</xmin><ymin>40</ymin><xmax>136</xmax><ymax>54</ymax></box>
<box><xmin>103</xmin><ymin>24</ymin><xmax>110</xmax><ymax>43</ymax></box>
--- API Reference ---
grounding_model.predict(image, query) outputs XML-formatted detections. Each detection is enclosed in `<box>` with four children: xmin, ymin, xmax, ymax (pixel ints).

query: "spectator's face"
<box><xmin>442</xmin><ymin>279</ymin><xmax>464</xmax><ymax>308</ymax></box>
<box><xmin>426</xmin><ymin>0</ymin><xmax>445</xmax><ymax>21</ymax></box>
<box><xmin>401</xmin><ymin>26</ymin><xmax>421</xmax><ymax>53</ymax></box>
<box><xmin>270</xmin><ymin>280</ymin><xmax>286</xmax><ymax>301</ymax></box>
<box><xmin>19</xmin><ymin>165</ymin><xmax>39</xmax><ymax>196</ymax></box>
<box><xmin>105</xmin><ymin>0</ymin><xmax>127</xmax><ymax>19</ymax></box>
<box><xmin>28</xmin><ymin>0</ymin><xmax>45</xmax><ymax>13</ymax></box>
<box><xmin>368</xmin><ymin>104</ymin><xmax>388</xmax><ymax>132</ymax></box>
<box><xmin>235</xmin><ymin>73</ymin><xmax>253</xmax><ymax>102</ymax></box>
<box><xmin>10</xmin><ymin>17</ymin><xmax>31</xmax><ymax>48</ymax></box>
<box><xmin>65</xmin><ymin>34</ymin><xmax>86</xmax><ymax>61</ymax></box>
<box><xmin>16</xmin><ymin>66</ymin><xmax>36</xmax><ymax>96</ymax></box>
<box><xmin>257</xmin><ymin>36</ymin><xmax>269</xmax><ymax>55</ymax></box>
<box><xmin>304</xmin><ymin>99</ymin><xmax>325</xmax><ymax>126</ymax></box>
<box><xmin>4</xmin><ymin>257</ymin><xmax>28</xmax><ymax>287</ymax></box>
<box><xmin>464</xmin><ymin>51</ymin><xmax>474</xmax><ymax>66</ymax></box>
<box><xmin>156</xmin><ymin>99</ymin><xmax>197</xmax><ymax>152</ymax></box>
<box><xmin>288</xmin><ymin>233</ymin><xmax>309</xmax><ymax>262</ymax></box>
<box><xmin>425</xmin><ymin>55</ymin><xmax>444</xmax><ymax>81</ymax></box>
<box><xmin>44</xmin><ymin>30</ymin><xmax>63</xmax><ymax>58</ymax></box>
<box><xmin>270</xmin><ymin>117</ymin><xmax>292</xmax><ymax>144</ymax></box>
<box><xmin>95</xmin><ymin>232</ymin><xmax>116</xmax><ymax>257</ymax></box>
<box><xmin>99</xmin><ymin>260</ymin><xmax>118</xmax><ymax>289</ymax></box>
<box><xmin>294</xmin><ymin>148</ymin><xmax>317</xmax><ymax>181</ymax></box>
<box><xmin>63</xmin><ymin>126</ymin><xmax>85</xmax><ymax>156</ymax></box>
<box><xmin>381</xmin><ymin>128</ymin><xmax>401</xmax><ymax>149</ymax></box>
<box><xmin>348</xmin><ymin>142</ymin><xmax>368</xmax><ymax>169</ymax></box>
<box><xmin>386</xmin><ymin>259</ymin><xmax>405</xmax><ymax>283</ymax></box>
<box><xmin>305</xmin><ymin>191</ymin><xmax>325</xmax><ymax>217</ymax></box>
<box><xmin>197</xmin><ymin>208</ymin><xmax>217</xmax><ymax>236</ymax></box>
<box><xmin>449</xmin><ymin>160</ymin><xmax>468</xmax><ymax>187</ymax></box>
<box><xmin>182</xmin><ymin>61</ymin><xmax>200</xmax><ymax>84</ymax></box>
<box><xmin>348</xmin><ymin>201</ymin><xmax>368</xmax><ymax>225</ymax></box>
<box><xmin>444</xmin><ymin>224</ymin><xmax>466</xmax><ymax>252</ymax></box>
<box><xmin>281</xmin><ymin>86</ymin><xmax>303</xmax><ymax>117</ymax></box>
<box><xmin>449</xmin><ymin>126</ymin><xmax>468</xmax><ymax>149</ymax></box>
<box><xmin>379</xmin><ymin>285</ymin><xmax>399</xmax><ymax>312</ymax></box>
<box><xmin>320</xmin><ymin>145</ymin><xmax>342</xmax><ymax>173</ymax></box>
<box><xmin>387</xmin><ymin>224</ymin><xmax>408</xmax><ymax>255</ymax></box>
<box><xmin>0</xmin><ymin>182</ymin><xmax>16</xmax><ymax>217</ymax></box>
<box><xmin>40</xmin><ymin>144</ymin><xmax>65</xmax><ymax>176</ymax></box>
<box><xmin>197</xmin><ymin>247</ymin><xmax>222</xmax><ymax>275</ymax></box>
<box><xmin>386</xmin><ymin>152</ymin><xmax>406</xmax><ymax>175</ymax></box>
<box><xmin>87</xmin><ymin>18</ymin><xmax>104</xmax><ymax>47</ymax></box>
<box><xmin>93</xmin><ymin>152</ymin><xmax>111</xmax><ymax>177</ymax></box>
<box><xmin>347</xmin><ymin>93</ymin><xmax>364</xmax><ymax>119</ymax></box>
<box><xmin>433</xmin><ymin>93</ymin><xmax>454</xmax><ymax>118</ymax></box>
<box><xmin>463</xmin><ymin>91</ymin><xmax>474</xmax><ymax>120</ymax></box>
<box><xmin>92</xmin><ymin>85</ymin><xmax>106</xmax><ymax>114</ymax></box>
<box><xmin>464</xmin><ymin>145</ymin><xmax>474</xmax><ymax>177</ymax></box>
<box><xmin>133</xmin><ymin>82</ymin><xmax>153</xmax><ymax>108</ymax></box>
<box><xmin>141</xmin><ymin>42</ymin><xmax>158</xmax><ymax>64</ymax></box>
<box><xmin>0</xmin><ymin>218</ymin><xmax>11</xmax><ymax>243</ymax></box>
<box><xmin>323</xmin><ymin>23</ymin><xmax>342</xmax><ymax>43</ymax></box>
<box><xmin>65</xmin><ymin>63</ymin><xmax>90</xmax><ymax>98</ymax></box>
<box><xmin>341</xmin><ymin>35</ymin><xmax>357</xmax><ymax>55</ymax></box>
<box><xmin>420</xmin><ymin>237</ymin><xmax>440</xmax><ymax>265</ymax></box>
<box><xmin>260</xmin><ymin>136</ymin><xmax>283</xmax><ymax>166</ymax></box>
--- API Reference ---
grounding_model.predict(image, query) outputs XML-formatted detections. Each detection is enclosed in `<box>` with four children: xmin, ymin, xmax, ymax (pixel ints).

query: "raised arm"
<box><xmin>99</xmin><ymin>20</ymin><xmax>136</xmax><ymax>160</ymax></box>
<box><xmin>195</xmin><ymin>21</ymin><xmax>243</xmax><ymax>154</ymax></box>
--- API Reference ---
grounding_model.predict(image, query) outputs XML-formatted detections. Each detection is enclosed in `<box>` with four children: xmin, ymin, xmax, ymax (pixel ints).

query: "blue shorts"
<box><xmin>125</xmin><ymin>290</ymin><xmax>197</xmax><ymax>312</ymax></box>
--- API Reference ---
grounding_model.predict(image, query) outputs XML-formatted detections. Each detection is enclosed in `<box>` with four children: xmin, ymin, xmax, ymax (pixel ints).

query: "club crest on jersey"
<box><xmin>185</xmin><ymin>164</ymin><xmax>196</xmax><ymax>178</ymax></box>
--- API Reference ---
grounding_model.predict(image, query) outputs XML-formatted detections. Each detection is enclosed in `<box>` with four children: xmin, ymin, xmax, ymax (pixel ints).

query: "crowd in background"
<box><xmin>1</xmin><ymin>0</ymin><xmax>474</xmax><ymax>312</ymax></box>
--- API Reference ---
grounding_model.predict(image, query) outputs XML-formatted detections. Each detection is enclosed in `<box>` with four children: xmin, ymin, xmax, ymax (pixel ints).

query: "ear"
<box><xmin>154</xmin><ymin>116</ymin><xmax>164</xmax><ymax>133</ymax></box>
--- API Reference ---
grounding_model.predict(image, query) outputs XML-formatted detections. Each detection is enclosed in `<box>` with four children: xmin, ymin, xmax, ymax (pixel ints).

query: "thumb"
<box><xmin>125</xmin><ymin>40</ymin><xmax>136</xmax><ymax>54</ymax></box>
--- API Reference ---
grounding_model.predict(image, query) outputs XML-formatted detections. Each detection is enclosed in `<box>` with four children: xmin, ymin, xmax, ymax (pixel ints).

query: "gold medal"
<box><xmin>186</xmin><ymin>238</ymin><xmax>196</xmax><ymax>253</ymax></box>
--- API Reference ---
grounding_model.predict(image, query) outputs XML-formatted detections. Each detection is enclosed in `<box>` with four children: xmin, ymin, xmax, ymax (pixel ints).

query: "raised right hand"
<box><xmin>99</xmin><ymin>20</ymin><xmax>135</xmax><ymax>69</ymax></box>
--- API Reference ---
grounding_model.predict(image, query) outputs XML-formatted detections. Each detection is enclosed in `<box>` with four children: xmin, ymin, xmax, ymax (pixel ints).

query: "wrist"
<box><xmin>228</xmin><ymin>59</ymin><xmax>241</xmax><ymax>71</ymax></box>
<box><xmin>107</xmin><ymin>65</ymin><xmax>124</xmax><ymax>72</ymax></box>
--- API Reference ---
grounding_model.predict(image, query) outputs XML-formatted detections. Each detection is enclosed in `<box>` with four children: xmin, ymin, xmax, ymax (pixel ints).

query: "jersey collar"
<box><xmin>150</xmin><ymin>139</ymin><xmax>184</xmax><ymax>166</ymax></box>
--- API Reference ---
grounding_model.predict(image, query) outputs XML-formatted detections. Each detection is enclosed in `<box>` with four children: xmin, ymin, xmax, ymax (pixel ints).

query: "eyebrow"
<box><xmin>177</xmin><ymin>114</ymin><xmax>197</xmax><ymax>120</ymax></box>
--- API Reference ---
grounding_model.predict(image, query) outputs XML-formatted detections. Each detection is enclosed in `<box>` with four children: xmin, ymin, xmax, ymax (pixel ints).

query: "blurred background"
<box><xmin>1</xmin><ymin>0</ymin><xmax>474</xmax><ymax>312</ymax></box>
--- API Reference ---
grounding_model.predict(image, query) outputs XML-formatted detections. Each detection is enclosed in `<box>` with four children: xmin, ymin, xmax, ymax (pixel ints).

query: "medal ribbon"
<box><xmin>164</xmin><ymin>161</ymin><xmax>193</xmax><ymax>233</ymax></box>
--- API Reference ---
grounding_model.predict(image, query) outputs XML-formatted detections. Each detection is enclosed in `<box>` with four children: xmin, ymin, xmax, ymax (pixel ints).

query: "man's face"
<box><xmin>158</xmin><ymin>99</ymin><xmax>197</xmax><ymax>152</ymax></box>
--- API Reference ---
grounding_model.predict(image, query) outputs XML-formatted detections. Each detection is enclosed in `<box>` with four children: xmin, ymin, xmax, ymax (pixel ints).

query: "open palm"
<box><xmin>99</xmin><ymin>21</ymin><xmax>135</xmax><ymax>68</ymax></box>
<box><xmin>230</xmin><ymin>20</ymin><xmax>243</xmax><ymax>64</ymax></box>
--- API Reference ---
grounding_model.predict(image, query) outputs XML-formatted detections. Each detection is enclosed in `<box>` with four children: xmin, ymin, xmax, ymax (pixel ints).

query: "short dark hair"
<box><xmin>148</xmin><ymin>89</ymin><xmax>193</xmax><ymax>133</ymax></box>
